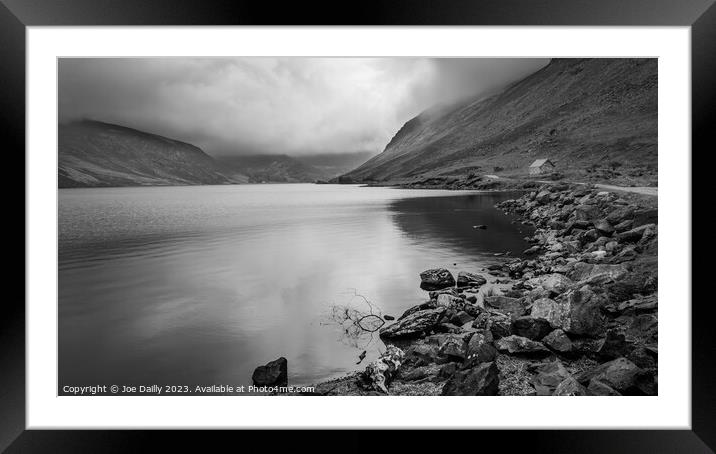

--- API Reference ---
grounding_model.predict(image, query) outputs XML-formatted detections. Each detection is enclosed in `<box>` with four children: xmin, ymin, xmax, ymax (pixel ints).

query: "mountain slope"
<box><xmin>341</xmin><ymin>58</ymin><xmax>657</xmax><ymax>183</ymax></box>
<box><xmin>59</xmin><ymin>120</ymin><xmax>238</xmax><ymax>188</ymax></box>
<box><xmin>217</xmin><ymin>155</ymin><xmax>328</xmax><ymax>183</ymax></box>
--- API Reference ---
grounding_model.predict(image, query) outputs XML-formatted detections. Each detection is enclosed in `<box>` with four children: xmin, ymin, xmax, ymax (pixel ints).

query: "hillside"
<box><xmin>217</xmin><ymin>155</ymin><xmax>328</xmax><ymax>183</ymax></box>
<box><xmin>341</xmin><ymin>59</ymin><xmax>657</xmax><ymax>185</ymax></box>
<box><xmin>217</xmin><ymin>152</ymin><xmax>375</xmax><ymax>183</ymax></box>
<box><xmin>59</xmin><ymin>120</ymin><xmax>240</xmax><ymax>188</ymax></box>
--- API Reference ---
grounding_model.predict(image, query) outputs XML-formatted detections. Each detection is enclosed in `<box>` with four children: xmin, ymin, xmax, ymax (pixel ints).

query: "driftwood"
<box><xmin>323</xmin><ymin>289</ymin><xmax>386</xmax><ymax>350</ymax></box>
<box><xmin>358</xmin><ymin>345</ymin><xmax>405</xmax><ymax>393</ymax></box>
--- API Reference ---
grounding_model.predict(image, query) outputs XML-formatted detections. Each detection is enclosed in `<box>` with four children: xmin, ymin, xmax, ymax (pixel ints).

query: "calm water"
<box><xmin>58</xmin><ymin>184</ymin><xmax>530</xmax><ymax>393</ymax></box>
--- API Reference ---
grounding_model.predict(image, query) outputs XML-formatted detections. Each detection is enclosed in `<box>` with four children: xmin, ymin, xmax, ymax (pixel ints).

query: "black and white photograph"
<box><xmin>57</xmin><ymin>56</ymin><xmax>659</xmax><ymax>397</ymax></box>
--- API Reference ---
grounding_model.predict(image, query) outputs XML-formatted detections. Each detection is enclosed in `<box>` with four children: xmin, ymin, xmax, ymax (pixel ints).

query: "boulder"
<box><xmin>535</xmin><ymin>190</ymin><xmax>552</xmax><ymax>204</ymax></box>
<box><xmin>606</xmin><ymin>206</ymin><xmax>636</xmax><ymax>224</ymax></box>
<box><xmin>632</xmin><ymin>209</ymin><xmax>658</xmax><ymax>228</ymax></box>
<box><xmin>437</xmin><ymin>333</ymin><xmax>471</xmax><ymax>359</ymax></box>
<box><xmin>456</xmin><ymin>271</ymin><xmax>487</xmax><ymax>287</ymax></box>
<box><xmin>587</xmin><ymin>379</ymin><xmax>622</xmax><ymax>396</ymax></box>
<box><xmin>438</xmin><ymin>362</ymin><xmax>458</xmax><ymax>378</ymax></box>
<box><xmin>398</xmin><ymin>301</ymin><xmax>435</xmax><ymax>320</ymax></box>
<box><xmin>464</xmin><ymin>332</ymin><xmax>497</xmax><ymax>365</ymax></box>
<box><xmin>401</xmin><ymin>366</ymin><xmax>434</xmax><ymax>381</ymax></box>
<box><xmin>531</xmin><ymin>287</ymin><xmax>606</xmax><ymax>337</ymax></box>
<box><xmin>567</xmin><ymin>262</ymin><xmax>628</xmax><ymax>283</ymax></box>
<box><xmin>405</xmin><ymin>343</ymin><xmax>444</xmax><ymax>366</ymax></box>
<box><xmin>487</xmin><ymin>314</ymin><xmax>513</xmax><ymax>339</ymax></box>
<box><xmin>616</xmin><ymin>224</ymin><xmax>656</xmax><ymax>243</ymax></box>
<box><xmin>379</xmin><ymin>307</ymin><xmax>446</xmax><ymax>339</ymax></box>
<box><xmin>573</xmin><ymin>204</ymin><xmax>600</xmax><ymax>221</ymax></box>
<box><xmin>530</xmin><ymin>297</ymin><xmax>570</xmax><ymax>329</ymax></box>
<box><xmin>420</xmin><ymin>268</ymin><xmax>456</xmax><ymax>290</ymax></box>
<box><xmin>575</xmin><ymin>357</ymin><xmax>643</xmax><ymax>393</ymax></box>
<box><xmin>531</xmin><ymin>360</ymin><xmax>571</xmax><ymax>395</ymax></box>
<box><xmin>558</xmin><ymin>286</ymin><xmax>606</xmax><ymax>337</ymax></box>
<box><xmin>593</xmin><ymin>219</ymin><xmax>614</xmax><ymax>235</ymax></box>
<box><xmin>495</xmin><ymin>335</ymin><xmax>551</xmax><ymax>356</ymax></box>
<box><xmin>450</xmin><ymin>310</ymin><xmax>475</xmax><ymax>326</ymax></box>
<box><xmin>553</xmin><ymin>376</ymin><xmax>588</xmax><ymax>396</ymax></box>
<box><xmin>597</xmin><ymin>329</ymin><xmax>631</xmax><ymax>359</ymax></box>
<box><xmin>566</xmin><ymin>219</ymin><xmax>592</xmax><ymax>233</ymax></box>
<box><xmin>525</xmin><ymin>273</ymin><xmax>573</xmax><ymax>295</ymax></box>
<box><xmin>511</xmin><ymin>316</ymin><xmax>553</xmax><ymax>341</ymax></box>
<box><xmin>436</xmin><ymin>293</ymin><xmax>464</xmax><ymax>309</ymax></box>
<box><xmin>252</xmin><ymin>357</ymin><xmax>288</xmax><ymax>387</ymax></box>
<box><xmin>613</xmin><ymin>219</ymin><xmax>634</xmax><ymax>233</ymax></box>
<box><xmin>429</xmin><ymin>287</ymin><xmax>458</xmax><ymax>299</ymax></box>
<box><xmin>627</xmin><ymin>347</ymin><xmax>657</xmax><ymax>370</ymax></box>
<box><xmin>441</xmin><ymin>361</ymin><xmax>499</xmax><ymax>396</ymax></box>
<box><xmin>484</xmin><ymin>296</ymin><xmax>527</xmax><ymax>319</ymax></box>
<box><xmin>542</xmin><ymin>329</ymin><xmax>573</xmax><ymax>353</ymax></box>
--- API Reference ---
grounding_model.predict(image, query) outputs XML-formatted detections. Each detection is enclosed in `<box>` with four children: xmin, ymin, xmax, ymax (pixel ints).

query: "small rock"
<box><xmin>473</xmin><ymin>225</ymin><xmax>488</xmax><ymax>230</ymax></box>
<box><xmin>383</xmin><ymin>314</ymin><xmax>395</xmax><ymax>321</ymax></box>
<box><xmin>456</xmin><ymin>271</ymin><xmax>487</xmax><ymax>287</ymax></box>
<box><xmin>495</xmin><ymin>335</ymin><xmax>551</xmax><ymax>356</ymax></box>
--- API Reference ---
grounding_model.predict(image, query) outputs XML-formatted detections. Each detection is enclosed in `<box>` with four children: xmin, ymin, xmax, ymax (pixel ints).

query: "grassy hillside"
<box><xmin>59</xmin><ymin>120</ymin><xmax>237</xmax><ymax>188</ymax></box>
<box><xmin>341</xmin><ymin>59</ymin><xmax>657</xmax><ymax>186</ymax></box>
<box><xmin>217</xmin><ymin>155</ymin><xmax>327</xmax><ymax>183</ymax></box>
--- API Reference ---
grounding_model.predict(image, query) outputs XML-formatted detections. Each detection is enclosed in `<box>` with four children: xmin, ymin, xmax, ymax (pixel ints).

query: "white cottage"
<box><xmin>529</xmin><ymin>159</ymin><xmax>555</xmax><ymax>175</ymax></box>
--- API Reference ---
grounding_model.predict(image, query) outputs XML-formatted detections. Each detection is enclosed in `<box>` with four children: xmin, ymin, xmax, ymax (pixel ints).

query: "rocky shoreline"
<box><xmin>258</xmin><ymin>182</ymin><xmax>658</xmax><ymax>396</ymax></box>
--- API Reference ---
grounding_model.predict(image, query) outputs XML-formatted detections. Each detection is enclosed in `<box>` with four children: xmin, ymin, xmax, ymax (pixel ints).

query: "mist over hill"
<box><xmin>340</xmin><ymin>59</ymin><xmax>657</xmax><ymax>184</ymax></box>
<box><xmin>58</xmin><ymin>120</ymin><xmax>375</xmax><ymax>187</ymax></box>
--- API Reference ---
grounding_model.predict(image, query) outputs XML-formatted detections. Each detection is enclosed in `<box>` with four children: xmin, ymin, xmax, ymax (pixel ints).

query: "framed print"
<box><xmin>3</xmin><ymin>0</ymin><xmax>713</xmax><ymax>451</ymax></box>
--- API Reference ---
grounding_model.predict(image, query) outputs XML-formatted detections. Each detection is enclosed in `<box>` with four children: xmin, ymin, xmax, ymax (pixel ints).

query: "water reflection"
<box><xmin>58</xmin><ymin>185</ymin><xmax>530</xmax><ymax>392</ymax></box>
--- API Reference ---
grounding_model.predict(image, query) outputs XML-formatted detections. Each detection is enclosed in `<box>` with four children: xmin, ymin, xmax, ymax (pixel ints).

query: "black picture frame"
<box><xmin>3</xmin><ymin>0</ymin><xmax>712</xmax><ymax>451</ymax></box>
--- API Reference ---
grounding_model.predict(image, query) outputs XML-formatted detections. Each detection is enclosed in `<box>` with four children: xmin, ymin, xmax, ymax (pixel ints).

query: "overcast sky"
<box><xmin>59</xmin><ymin>57</ymin><xmax>548</xmax><ymax>157</ymax></box>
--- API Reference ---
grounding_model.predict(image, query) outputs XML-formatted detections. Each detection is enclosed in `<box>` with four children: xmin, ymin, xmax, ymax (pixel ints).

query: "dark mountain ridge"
<box><xmin>341</xmin><ymin>58</ymin><xmax>657</xmax><ymax>183</ymax></box>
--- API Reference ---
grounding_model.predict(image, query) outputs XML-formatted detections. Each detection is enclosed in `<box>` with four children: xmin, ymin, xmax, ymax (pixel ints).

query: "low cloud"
<box><xmin>59</xmin><ymin>57</ymin><xmax>548</xmax><ymax>156</ymax></box>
